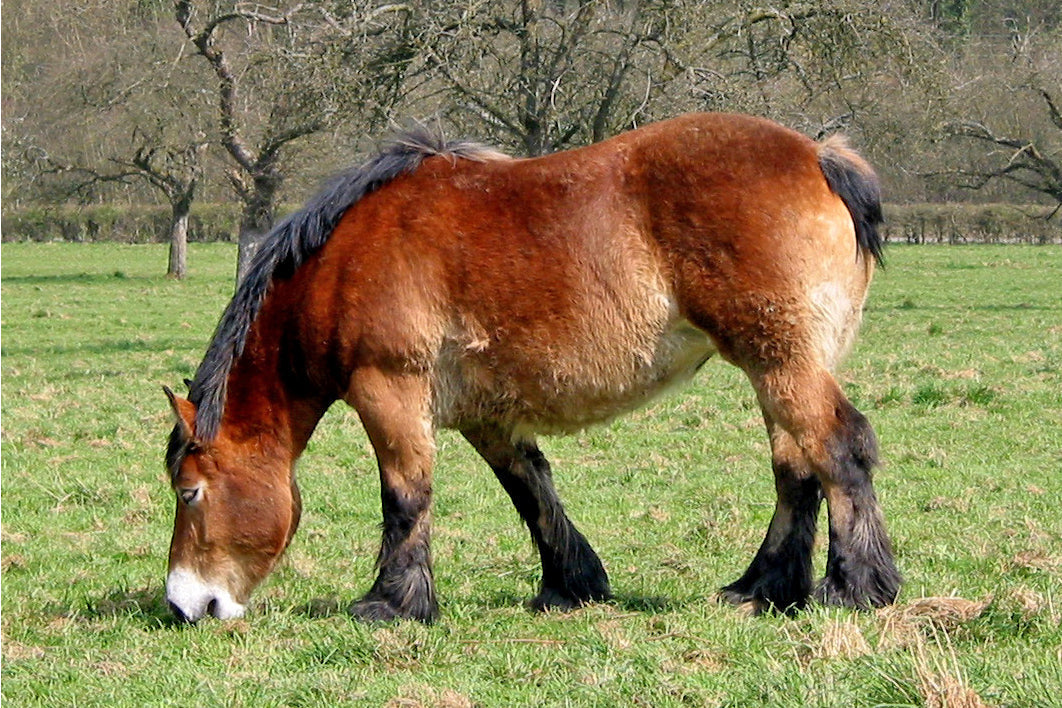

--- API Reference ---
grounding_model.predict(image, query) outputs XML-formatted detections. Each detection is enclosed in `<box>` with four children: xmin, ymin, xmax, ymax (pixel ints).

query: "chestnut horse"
<box><xmin>164</xmin><ymin>113</ymin><xmax>900</xmax><ymax>623</ymax></box>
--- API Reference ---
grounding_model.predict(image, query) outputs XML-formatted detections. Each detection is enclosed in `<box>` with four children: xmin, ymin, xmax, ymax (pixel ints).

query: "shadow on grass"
<box><xmin>869</xmin><ymin>302</ymin><xmax>1060</xmax><ymax>312</ymax></box>
<box><xmin>293</xmin><ymin>597</ymin><xmax>349</xmax><ymax>619</ymax></box>
<box><xmin>48</xmin><ymin>587</ymin><xmax>184</xmax><ymax>629</ymax></box>
<box><xmin>1</xmin><ymin>338</ymin><xmax>189</xmax><ymax>358</ymax></box>
<box><xmin>610</xmin><ymin>593</ymin><xmax>684</xmax><ymax>613</ymax></box>
<box><xmin>290</xmin><ymin>592</ymin><xmax>540</xmax><ymax>619</ymax></box>
<box><xmin>2</xmin><ymin>273</ymin><xmax>158</xmax><ymax>286</ymax></box>
<box><xmin>290</xmin><ymin>591</ymin><xmax>684</xmax><ymax>620</ymax></box>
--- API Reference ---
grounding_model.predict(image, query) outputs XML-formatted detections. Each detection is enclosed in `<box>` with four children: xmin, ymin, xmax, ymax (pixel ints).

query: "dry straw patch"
<box><xmin>672</xmin><ymin>648</ymin><xmax>728</xmax><ymax>673</ymax></box>
<box><xmin>1</xmin><ymin>637</ymin><xmax>46</xmax><ymax>661</ymax></box>
<box><xmin>876</xmin><ymin>596</ymin><xmax>991</xmax><ymax>650</ymax></box>
<box><xmin>1007</xmin><ymin>586</ymin><xmax>1060</xmax><ymax>625</ymax></box>
<box><xmin>911</xmin><ymin>628</ymin><xmax>991</xmax><ymax>708</ymax></box>
<box><xmin>874</xmin><ymin>597</ymin><xmax>994</xmax><ymax>708</ymax></box>
<box><xmin>595</xmin><ymin>618</ymin><xmax>634</xmax><ymax>650</ymax></box>
<box><xmin>386</xmin><ymin>684</ymin><xmax>475</xmax><ymax>708</ymax></box>
<box><xmin>811</xmin><ymin>617</ymin><xmax>873</xmax><ymax>660</ymax></box>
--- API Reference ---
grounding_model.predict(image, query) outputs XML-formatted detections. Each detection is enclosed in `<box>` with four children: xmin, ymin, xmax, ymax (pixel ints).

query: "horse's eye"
<box><xmin>179</xmin><ymin>487</ymin><xmax>201</xmax><ymax>505</ymax></box>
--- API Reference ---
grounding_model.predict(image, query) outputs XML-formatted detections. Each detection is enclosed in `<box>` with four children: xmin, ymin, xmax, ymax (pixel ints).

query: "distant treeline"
<box><xmin>1</xmin><ymin>203</ymin><xmax>1058</xmax><ymax>245</ymax></box>
<box><xmin>881</xmin><ymin>204</ymin><xmax>1059</xmax><ymax>245</ymax></box>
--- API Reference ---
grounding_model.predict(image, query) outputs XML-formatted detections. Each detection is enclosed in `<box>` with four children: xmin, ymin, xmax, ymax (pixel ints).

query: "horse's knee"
<box><xmin>764</xmin><ymin>377</ymin><xmax>876</xmax><ymax>491</ymax></box>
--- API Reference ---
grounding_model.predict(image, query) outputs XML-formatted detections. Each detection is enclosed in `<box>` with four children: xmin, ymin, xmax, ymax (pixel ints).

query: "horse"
<box><xmin>163</xmin><ymin>112</ymin><xmax>901</xmax><ymax>624</ymax></box>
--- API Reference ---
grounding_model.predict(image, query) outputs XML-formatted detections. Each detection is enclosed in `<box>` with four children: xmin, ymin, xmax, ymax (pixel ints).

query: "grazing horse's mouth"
<box><xmin>168</xmin><ymin>600</ymin><xmax>197</xmax><ymax>624</ymax></box>
<box><xmin>166</xmin><ymin>567</ymin><xmax>246</xmax><ymax>622</ymax></box>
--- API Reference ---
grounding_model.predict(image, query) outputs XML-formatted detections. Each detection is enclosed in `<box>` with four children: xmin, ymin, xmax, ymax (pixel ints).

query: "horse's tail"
<box><xmin>817</xmin><ymin>135</ymin><xmax>885</xmax><ymax>266</ymax></box>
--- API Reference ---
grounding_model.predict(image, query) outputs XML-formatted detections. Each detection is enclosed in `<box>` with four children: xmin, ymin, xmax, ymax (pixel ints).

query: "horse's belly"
<box><xmin>434</xmin><ymin>318</ymin><xmax>716</xmax><ymax>434</ymax></box>
<box><xmin>523</xmin><ymin>322</ymin><xmax>716</xmax><ymax>434</ymax></box>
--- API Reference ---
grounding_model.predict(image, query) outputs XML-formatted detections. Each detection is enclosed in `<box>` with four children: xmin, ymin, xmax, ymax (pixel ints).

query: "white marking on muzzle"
<box><xmin>166</xmin><ymin>567</ymin><xmax>246</xmax><ymax>622</ymax></box>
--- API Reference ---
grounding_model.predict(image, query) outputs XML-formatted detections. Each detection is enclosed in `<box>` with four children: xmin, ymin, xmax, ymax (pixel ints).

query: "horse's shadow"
<box><xmin>610</xmin><ymin>593</ymin><xmax>682</xmax><ymax>613</ymax></box>
<box><xmin>48</xmin><ymin>587</ymin><xmax>183</xmax><ymax>629</ymax></box>
<box><xmin>292</xmin><ymin>596</ymin><xmax>349</xmax><ymax>619</ymax></box>
<box><xmin>57</xmin><ymin>588</ymin><xmax>685</xmax><ymax>627</ymax></box>
<box><xmin>290</xmin><ymin>591</ymin><xmax>683</xmax><ymax>619</ymax></box>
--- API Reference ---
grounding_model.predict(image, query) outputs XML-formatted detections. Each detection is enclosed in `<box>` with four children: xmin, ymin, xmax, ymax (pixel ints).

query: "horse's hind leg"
<box><xmin>752</xmin><ymin>364</ymin><xmax>901</xmax><ymax>609</ymax></box>
<box><xmin>346</xmin><ymin>368</ymin><xmax>438</xmax><ymax>623</ymax></box>
<box><xmin>462</xmin><ymin>425</ymin><xmax>611</xmax><ymax>611</ymax></box>
<box><xmin>719</xmin><ymin>419</ymin><xmax>821</xmax><ymax>613</ymax></box>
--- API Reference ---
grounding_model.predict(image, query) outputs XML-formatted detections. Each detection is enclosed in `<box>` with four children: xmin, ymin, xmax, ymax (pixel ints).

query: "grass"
<box><xmin>2</xmin><ymin>242</ymin><xmax>1061</xmax><ymax>707</ymax></box>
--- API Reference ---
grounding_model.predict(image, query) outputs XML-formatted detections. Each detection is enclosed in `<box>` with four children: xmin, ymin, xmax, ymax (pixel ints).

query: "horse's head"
<box><xmin>163</xmin><ymin>387</ymin><xmax>301</xmax><ymax>622</ymax></box>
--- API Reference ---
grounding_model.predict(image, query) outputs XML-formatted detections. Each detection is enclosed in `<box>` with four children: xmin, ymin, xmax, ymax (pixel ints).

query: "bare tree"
<box><xmin>407</xmin><ymin>0</ymin><xmax>689</xmax><ymax>156</ymax></box>
<box><xmin>174</xmin><ymin>0</ymin><xmax>416</xmax><ymax>282</ymax></box>
<box><xmin>32</xmin><ymin>133</ymin><xmax>206</xmax><ymax>278</ymax></box>
<box><xmin>175</xmin><ymin>0</ymin><xmax>319</xmax><ymax>281</ymax></box>
<box><xmin>128</xmin><ymin>138</ymin><xmax>209</xmax><ymax>278</ymax></box>
<box><xmin>936</xmin><ymin>15</ymin><xmax>1061</xmax><ymax>210</ymax></box>
<box><xmin>402</xmin><ymin>0</ymin><xmax>929</xmax><ymax>163</ymax></box>
<box><xmin>944</xmin><ymin>89</ymin><xmax>1062</xmax><ymax>214</ymax></box>
<box><xmin>4</xmin><ymin>1</ymin><xmax>212</xmax><ymax>277</ymax></box>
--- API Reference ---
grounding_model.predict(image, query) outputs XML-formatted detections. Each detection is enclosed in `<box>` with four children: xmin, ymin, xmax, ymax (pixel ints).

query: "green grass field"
<box><xmin>2</xmin><ymin>242</ymin><xmax>1060</xmax><ymax>707</ymax></box>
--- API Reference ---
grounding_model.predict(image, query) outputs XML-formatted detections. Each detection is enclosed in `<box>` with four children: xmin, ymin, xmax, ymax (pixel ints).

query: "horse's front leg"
<box><xmin>346</xmin><ymin>367</ymin><xmax>438</xmax><ymax>623</ymax></box>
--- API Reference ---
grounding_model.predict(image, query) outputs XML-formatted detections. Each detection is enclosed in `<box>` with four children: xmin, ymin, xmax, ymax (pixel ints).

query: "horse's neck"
<box><xmin>219</xmin><ymin>323</ymin><xmax>330</xmax><ymax>462</ymax></box>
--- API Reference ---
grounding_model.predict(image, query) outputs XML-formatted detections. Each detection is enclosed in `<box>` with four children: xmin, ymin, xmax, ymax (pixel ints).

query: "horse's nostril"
<box><xmin>168</xmin><ymin>601</ymin><xmax>192</xmax><ymax>623</ymax></box>
<box><xmin>206</xmin><ymin>598</ymin><xmax>219</xmax><ymax>618</ymax></box>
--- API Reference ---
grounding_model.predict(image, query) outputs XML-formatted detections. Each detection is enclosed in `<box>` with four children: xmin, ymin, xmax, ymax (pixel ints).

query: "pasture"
<box><xmin>2</xmin><ymin>242</ymin><xmax>1060</xmax><ymax>706</ymax></box>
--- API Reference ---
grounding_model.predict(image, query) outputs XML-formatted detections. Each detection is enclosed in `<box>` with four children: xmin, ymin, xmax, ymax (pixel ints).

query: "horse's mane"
<box><xmin>188</xmin><ymin>126</ymin><xmax>505</xmax><ymax>441</ymax></box>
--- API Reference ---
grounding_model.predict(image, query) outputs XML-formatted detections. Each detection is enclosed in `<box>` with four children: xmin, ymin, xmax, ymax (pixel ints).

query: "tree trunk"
<box><xmin>235</xmin><ymin>219</ymin><xmax>265</xmax><ymax>286</ymax></box>
<box><xmin>236</xmin><ymin>226</ymin><xmax>260</xmax><ymax>285</ymax></box>
<box><xmin>235</xmin><ymin>175</ymin><xmax>280</xmax><ymax>285</ymax></box>
<box><xmin>167</xmin><ymin>195</ymin><xmax>191</xmax><ymax>280</ymax></box>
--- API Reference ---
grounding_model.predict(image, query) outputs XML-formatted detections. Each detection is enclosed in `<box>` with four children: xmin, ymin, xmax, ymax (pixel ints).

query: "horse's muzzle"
<box><xmin>166</xmin><ymin>567</ymin><xmax>246</xmax><ymax>622</ymax></box>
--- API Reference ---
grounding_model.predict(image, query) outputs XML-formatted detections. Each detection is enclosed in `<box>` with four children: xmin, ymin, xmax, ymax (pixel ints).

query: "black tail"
<box><xmin>817</xmin><ymin>136</ymin><xmax>885</xmax><ymax>266</ymax></box>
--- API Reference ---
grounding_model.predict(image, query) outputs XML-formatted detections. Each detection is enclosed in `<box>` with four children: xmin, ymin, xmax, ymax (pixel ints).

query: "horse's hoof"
<box><xmin>716</xmin><ymin>588</ymin><xmax>768</xmax><ymax>616</ymax></box>
<box><xmin>529</xmin><ymin>588</ymin><xmax>581</xmax><ymax>613</ymax></box>
<box><xmin>813</xmin><ymin>574</ymin><xmax>899</xmax><ymax>610</ymax></box>
<box><xmin>530</xmin><ymin>586</ymin><xmax>612</xmax><ymax>613</ymax></box>
<box><xmin>717</xmin><ymin>584</ymin><xmax>752</xmax><ymax>605</ymax></box>
<box><xmin>349</xmin><ymin>599</ymin><xmax>402</xmax><ymax>622</ymax></box>
<box><xmin>350</xmin><ymin>598</ymin><xmax>437</xmax><ymax>623</ymax></box>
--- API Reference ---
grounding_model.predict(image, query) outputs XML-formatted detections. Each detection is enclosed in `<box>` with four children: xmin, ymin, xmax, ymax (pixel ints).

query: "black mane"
<box><xmin>188</xmin><ymin>126</ymin><xmax>501</xmax><ymax>441</ymax></box>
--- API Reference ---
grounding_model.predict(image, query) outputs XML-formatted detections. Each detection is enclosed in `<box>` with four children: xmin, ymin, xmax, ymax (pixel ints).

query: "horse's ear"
<box><xmin>164</xmin><ymin>385</ymin><xmax>197</xmax><ymax>441</ymax></box>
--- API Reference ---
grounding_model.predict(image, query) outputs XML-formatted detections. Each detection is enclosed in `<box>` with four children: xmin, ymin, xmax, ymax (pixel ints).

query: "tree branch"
<box><xmin>1042</xmin><ymin>89</ymin><xmax>1062</xmax><ymax>132</ymax></box>
<box><xmin>175</xmin><ymin>0</ymin><xmax>258</xmax><ymax>172</ymax></box>
<box><xmin>943</xmin><ymin>119</ymin><xmax>1062</xmax><ymax>204</ymax></box>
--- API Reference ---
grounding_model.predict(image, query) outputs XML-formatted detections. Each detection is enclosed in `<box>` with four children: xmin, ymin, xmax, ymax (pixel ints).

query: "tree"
<box><xmin>944</xmin><ymin>89</ymin><xmax>1062</xmax><ymax>214</ymax></box>
<box><xmin>127</xmin><ymin>137</ymin><xmax>208</xmax><ymax>278</ymax></box>
<box><xmin>936</xmin><ymin>13</ymin><xmax>1061</xmax><ymax>209</ymax></box>
<box><xmin>406</xmin><ymin>0</ymin><xmax>689</xmax><ymax>156</ymax></box>
<box><xmin>3</xmin><ymin>0</ymin><xmax>212</xmax><ymax>277</ymax></box>
<box><xmin>174</xmin><ymin>0</ymin><xmax>415</xmax><ymax>282</ymax></box>
<box><xmin>402</xmin><ymin>0</ymin><xmax>930</xmax><ymax>164</ymax></box>
<box><xmin>32</xmin><ymin>133</ymin><xmax>206</xmax><ymax>279</ymax></box>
